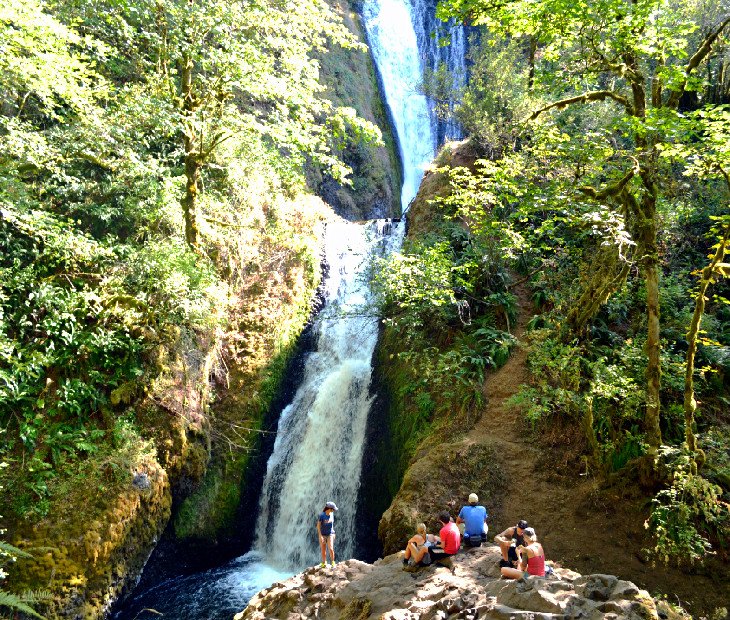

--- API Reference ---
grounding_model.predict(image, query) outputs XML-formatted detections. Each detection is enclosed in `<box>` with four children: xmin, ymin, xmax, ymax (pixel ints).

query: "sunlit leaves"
<box><xmin>0</xmin><ymin>0</ymin><xmax>106</xmax><ymax>119</ymax></box>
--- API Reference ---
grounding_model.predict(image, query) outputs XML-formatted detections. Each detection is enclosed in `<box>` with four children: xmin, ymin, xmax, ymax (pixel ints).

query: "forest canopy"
<box><xmin>0</xmin><ymin>0</ymin><xmax>378</xmax><ymax>542</ymax></box>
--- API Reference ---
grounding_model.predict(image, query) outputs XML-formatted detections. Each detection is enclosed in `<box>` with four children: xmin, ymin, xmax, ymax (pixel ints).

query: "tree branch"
<box><xmin>579</xmin><ymin>159</ymin><xmax>640</xmax><ymax>201</ymax></box>
<box><xmin>526</xmin><ymin>90</ymin><xmax>633</xmax><ymax>121</ymax></box>
<box><xmin>667</xmin><ymin>14</ymin><xmax>730</xmax><ymax>109</ymax></box>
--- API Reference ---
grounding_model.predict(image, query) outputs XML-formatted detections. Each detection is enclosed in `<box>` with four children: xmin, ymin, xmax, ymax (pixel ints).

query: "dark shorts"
<box><xmin>427</xmin><ymin>548</ymin><xmax>456</xmax><ymax>564</ymax></box>
<box><xmin>464</xmin><ymin>533</ymin><xmax>487</xmax><ymax>547</ymax></box>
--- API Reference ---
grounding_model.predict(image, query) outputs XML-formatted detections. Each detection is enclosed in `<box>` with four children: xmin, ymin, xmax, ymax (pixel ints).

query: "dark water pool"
<box><xmin>112</xmin><ymin>551</ymin><xmax>292</xmax><ymax>620</ymax></box>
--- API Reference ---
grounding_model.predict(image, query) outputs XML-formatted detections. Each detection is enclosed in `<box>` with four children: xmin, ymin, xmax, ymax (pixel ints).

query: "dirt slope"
<box><xmin>464</xmin><ymin>285</ymin><xmax>729</xmax><ymax>617</ymax></box>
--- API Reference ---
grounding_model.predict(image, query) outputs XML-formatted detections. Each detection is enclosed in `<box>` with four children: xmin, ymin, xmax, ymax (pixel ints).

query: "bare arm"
<box><xmin>515</xmin><ymin>545</ymin><xmax>528</xmax><ymax>570</ymax></box>
<box><xmin>494</xmin><ymin>527</ymin><xmax>514</xmax><ymax>543</ymax></box>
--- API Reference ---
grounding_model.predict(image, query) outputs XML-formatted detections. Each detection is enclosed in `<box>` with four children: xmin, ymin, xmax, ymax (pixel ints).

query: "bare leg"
<box><xmin>498</xmin><ymin>540</ymin><xmax>512</xmax><ymax>561</ymax></box>
<box><xmin>501</xmin><ymin>566</ymin><xmax>525</xmax><ymax>580</ymax></box>
<box><xmin>327</xmin><ymin>534</ymin><xmax>335</xmax><ymax>564</ymax></box>
<box><xmin>319</xmin><ymin>536</ymin><xmax>327</xmax><ymax>564</ymax></box>
<box><xmin>413</xmin><ymin>545</ymin><xmax>430</xmax><ymax>564</ymax></box>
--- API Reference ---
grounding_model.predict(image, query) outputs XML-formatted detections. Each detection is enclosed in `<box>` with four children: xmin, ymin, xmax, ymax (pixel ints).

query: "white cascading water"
<box><xmin>362</xmin><ymin>0</ymin><xmax>438</xmax><ymax>208</ymax></box>
<box><xmin>408</xmin><ymin>0</ymin><xmax>467</xmax><ymax>142</ymax></box>
<box><xmin>253</xmin><ymin>219</ymin><xmax>402</xmax><ymax>569</ymax></box>
<box><xmin>254</xmin><ymin>0</ymin><xmax>443</xmax><ymax>571</ymax></box>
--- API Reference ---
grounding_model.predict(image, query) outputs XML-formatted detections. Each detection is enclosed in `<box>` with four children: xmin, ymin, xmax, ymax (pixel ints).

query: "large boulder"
<box><xmin>379</xmin><ymin>441</ymin><xmax>506</xmax><ymax>555</ymax></box>
<box><xmin>236</xmin><ymin>546</ymin><xmax>688</xmax><ymax>620</ymax></box>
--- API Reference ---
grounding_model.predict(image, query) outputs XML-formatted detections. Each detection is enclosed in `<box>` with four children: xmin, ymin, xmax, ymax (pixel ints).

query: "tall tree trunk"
<box><xmin>182</xmin><ymin>148</ymin><xmax>200</xmax><ymax>247</ymax></box>
<box><xmin>180</xmin><ymin>52</ymin><xmax>199</xmax><ymax>248</ymax></box>
<box><xmin>582</xmin><ymin>396</ymin><xmax>601</xmax><ymax>471</ymax></box>
<box><xmin>683</xmin><ymin>228</ymin><xmax>729</xmax><ymax>454</ymax></box>
<box><xmin>639</xmin><ymin>170</ymin><xmax>663</xmax><ymax>454</ymax></box>
<box><xmin>685</xmin><ymin>168</ymin><xmax>730</xmax><ymax>468</ymax></box>
<box><xmin>527</xmin><ymin>36</ymin><xmax>537</xmax><ymax>90</ymax></box>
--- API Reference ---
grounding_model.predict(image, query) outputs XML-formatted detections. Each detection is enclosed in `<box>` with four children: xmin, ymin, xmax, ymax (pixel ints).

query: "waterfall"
<box><xmin>362</xmin><ymin>0</ymin><xmax>437</xmax><ymax>208</ymax></box>
<box><xmin>362</xmin><ymin>0</ymin><xmax>467</xmax><ymax>209</ymax></box>
<box><xmin>254</xmin><ymin>0</ymin><xmax>466</xmax><ymax>570</ymax></box>
<box><xmin>409</xmin><ymin>0</ymin><xmax>467</xmax><ymax>143</ymax></box>
<box><xmin>253</xmin><ymin>219</ymin><xmax>403</xmax><ymax>569</ymax></box>
<box><xmin>113</xmin><ymin>1</ymin><xmax>467</xmax><ymax>616</ymax></box>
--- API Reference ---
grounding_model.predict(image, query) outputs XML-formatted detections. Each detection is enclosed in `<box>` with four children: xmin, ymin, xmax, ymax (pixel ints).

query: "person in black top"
<box><xmin>494</xmin><ymin>519</ymin><xmax>528</xmax><ymax>568</ymax></box>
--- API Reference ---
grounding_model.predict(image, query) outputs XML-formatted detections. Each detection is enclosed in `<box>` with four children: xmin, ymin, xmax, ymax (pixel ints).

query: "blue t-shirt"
<box><xmin>318</xmin><ymin>511</ymin><xmax>334</xmax><ymax>536</ymax></box>
<box><xmin>458</xmin><ymin>504</ymin><xmax>487</xmax><ymax>537</ymax></box>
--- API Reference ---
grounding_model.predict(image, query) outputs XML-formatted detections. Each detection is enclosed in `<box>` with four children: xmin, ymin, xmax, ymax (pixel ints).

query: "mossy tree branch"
<box><xmin>526</xmin><ymin>90</ymin><xmax>634</xmax><ymax>121</ymax></box>
<box><xmin>684</xmin><ymin>164</ymin><xmax>730</xmax><ymax>470</ymax></box>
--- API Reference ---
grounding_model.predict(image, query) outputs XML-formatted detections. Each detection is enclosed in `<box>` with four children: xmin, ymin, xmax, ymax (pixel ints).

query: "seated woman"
<box><xmin>403</xmin><ymin>523</ymin><xmax>435</xmax><ymax>566</ymax></box>
<box><xmin>500</xmin><ymin>527</ymin><xmax>545</xmax><ymax>579</ymax></box>
<box><xmin>406</xmin><ymin>511</ymin><xmax>460</xmax><ymax>569</ymax></box>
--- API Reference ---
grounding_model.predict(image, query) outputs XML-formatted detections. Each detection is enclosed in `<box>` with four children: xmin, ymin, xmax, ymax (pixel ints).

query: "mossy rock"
<box><xmin>312</xmin><ymin>0</ymin><xmax>402</xmax><ymax>219</ymax></box>
<box><xmin>406</xmin><ymin>139</ymin><xmax>481</xmax><ymax>238</ymax></box>
<box><xmin>379</xmin><ymin>440</ymin><xmax>506</xmax><ymax>555</ymax></box>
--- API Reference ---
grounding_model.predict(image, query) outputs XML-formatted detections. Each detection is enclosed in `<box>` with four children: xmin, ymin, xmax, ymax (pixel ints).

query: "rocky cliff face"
<box><xmin>311</xmin><ymin>0</ymin><xmax>402</xmax><ymax>220</ymax></box>
<box><xmin>237</xmin><ymin>546</ymin><xmax>687</xmax><ymax>620</ymax></box>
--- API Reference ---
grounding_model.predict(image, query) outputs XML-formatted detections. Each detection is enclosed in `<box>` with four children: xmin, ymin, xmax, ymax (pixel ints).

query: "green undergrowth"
<box><xmin>173</xmin><ymin>293</ymin><xmax>318</xmax><ymax>543</ymax></box>
<box><xmin>370</xmin><ymin>142</ymin><xmax>517</xmax><ymax>486</ymax></box>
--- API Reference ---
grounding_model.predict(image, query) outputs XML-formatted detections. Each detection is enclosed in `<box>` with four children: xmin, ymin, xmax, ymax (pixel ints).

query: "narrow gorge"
<box><xmin>3</xmin><ymin>0</ymin><xmax>729</xmax><ymax>618</ymax></box>
<box><xmin>111</xmin><ymin>0</ymin><xmax>467</xmax><ymax>617</ymax></box>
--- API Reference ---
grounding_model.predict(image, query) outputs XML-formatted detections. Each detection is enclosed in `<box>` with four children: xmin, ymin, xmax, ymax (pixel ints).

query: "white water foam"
<box><xmin>253</xmin><ymin>219</ymin><xmax>404</xmax><ymax>570</ymax></box>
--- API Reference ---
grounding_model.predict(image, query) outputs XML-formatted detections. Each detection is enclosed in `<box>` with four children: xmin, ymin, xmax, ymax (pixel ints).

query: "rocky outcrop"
<box><xmin>378</xmin><ymin>441</ymin><xmax>505</xmax><ymax>555</ymax></box>
<box><xmin>311</xmin><ymin>0</ymin><xmax>402</xmax><ymax>220</ymax></box>
<box><xmin>237</xmin><ymin>546</ymin><xmax>687</xmax><ymax>620</ymax></box>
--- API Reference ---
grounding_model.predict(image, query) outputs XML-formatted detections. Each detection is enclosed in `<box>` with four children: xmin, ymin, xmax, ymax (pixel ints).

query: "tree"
<box><xmin>49</xmin><ymin>0</ymin><xmax>379</xmax><ymax>248</ymax></box>
<box><xmin>661</xmin><ymin>105</ymin><xmax>730</xmax><ymax>466</ymax></box>
<box><xmin>437</xmin><ymin>0</ymin><xmax>730</xmax><ymax>457</ymax></box>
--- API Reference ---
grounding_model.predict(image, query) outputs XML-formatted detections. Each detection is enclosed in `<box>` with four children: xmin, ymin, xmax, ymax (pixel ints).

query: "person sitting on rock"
<box><xmin>408</xmin><ymin>511</ymin><xmax>460</xmax><ymax>568</ymax></box>
<box><xmin>500</xmin><ymin>527</ymin><xmax>545</xmax><ymax>579</ymax></box>
<box><xmin>317</xmin><ymin>501</ymin><xmax>338</xmax><ymax>568</ymax></box>
<box><xmin>456</xmin><ymin>492</ymin><xmax>488</xmax><ymax>548</ymax></box>
<box><xmin>494</xmin><ymin>519</ymin><xmax>528</xmax><ymax>568</ymax></box>
<box><xmin>402</xmin><ymin>523</ymin><xmax>436</xmax><ymax>566</ymax></box>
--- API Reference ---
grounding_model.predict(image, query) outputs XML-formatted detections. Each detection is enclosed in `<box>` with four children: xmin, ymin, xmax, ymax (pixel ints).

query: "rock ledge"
<box><xmin>236</xmin><ymin>546</ymin><xmax>687</xmax><ymax>620</ymax></box>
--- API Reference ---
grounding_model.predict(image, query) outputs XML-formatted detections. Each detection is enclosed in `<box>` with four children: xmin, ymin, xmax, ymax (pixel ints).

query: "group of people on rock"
<box><xmin>400</xmin><ymin>493</ymin><xmax>547</xmax><ymax>579</ymax></box>
<box><xmin>315</xmin><ymin>494</ymin><xmax>547</xmax><ymax>580</ymax></box>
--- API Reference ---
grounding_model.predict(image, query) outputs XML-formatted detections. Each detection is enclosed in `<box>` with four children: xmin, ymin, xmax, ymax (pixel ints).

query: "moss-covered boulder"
<box><xmin>378</xmin><ymin>440</ymin><xmax>506</xmax><ymax>555</ymax></box>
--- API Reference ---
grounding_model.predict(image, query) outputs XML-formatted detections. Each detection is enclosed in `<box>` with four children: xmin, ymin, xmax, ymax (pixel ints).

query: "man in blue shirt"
<box><xmin>316</xmin><ymin>501</ymin><xmax>338</xmax><ymax>568</ymax></box>
<box><xmin>456</xmin><ymin>493</ymin><xmax>488</xmax><ymax>548</ymax></box>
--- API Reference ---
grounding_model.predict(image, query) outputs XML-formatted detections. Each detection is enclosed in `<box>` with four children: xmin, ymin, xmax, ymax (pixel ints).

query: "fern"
<box><xmin>0</xmin><ymin>540</ymin><xmax>33</xmax><ymax>561</ymax></box>
<box><xmin>0</xmin><ymin>589</ymin><xmax>48</xmax><ymax>619</ymax></box>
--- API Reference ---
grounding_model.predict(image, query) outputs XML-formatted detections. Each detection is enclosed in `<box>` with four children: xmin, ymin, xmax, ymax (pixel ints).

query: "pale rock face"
<box><xmin>235</xmin><ymin>546</ymin><xmax>688</xmax><ymax>620</ymax></box>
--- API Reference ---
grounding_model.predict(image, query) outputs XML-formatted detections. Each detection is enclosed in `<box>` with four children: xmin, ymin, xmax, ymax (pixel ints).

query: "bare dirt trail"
<box><xmin>464</xmin><ymin>284</ymin><xmax>728</xmax><ymax>616</ymax></box>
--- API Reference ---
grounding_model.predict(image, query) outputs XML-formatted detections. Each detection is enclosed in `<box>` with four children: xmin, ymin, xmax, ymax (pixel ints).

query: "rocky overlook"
<box><xmin>236</xmin><ymin>546</ymin><xmax>687</xmax><ymax>620</ymax></box>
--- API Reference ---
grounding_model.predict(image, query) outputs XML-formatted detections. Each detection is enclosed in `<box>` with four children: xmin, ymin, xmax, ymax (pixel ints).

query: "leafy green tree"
<box><xmin>660</xmin><ymin>106</ymin><xmax>730</xmax><ymax>464</ymax></box>
<box><xmin>49</xmin><ymin>0</ymin><xmax>378</xmax><ymax>248</ymax></box>
<box><xmin>437</xmin><ymin>0</ymin><xmax>730</xmax><ymax>458</ymax></box>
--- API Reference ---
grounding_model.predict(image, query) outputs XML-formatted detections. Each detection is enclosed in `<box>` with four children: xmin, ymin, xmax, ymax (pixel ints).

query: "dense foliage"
<box><xmin>0</xmin><ymin>0</ymin><xmax>379</xmax><ymax>610</ymax></box>
<box><xmin>375</xmin><ymin>0</ymin><xmax>730</xmax><ymax>567</ymax></box>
